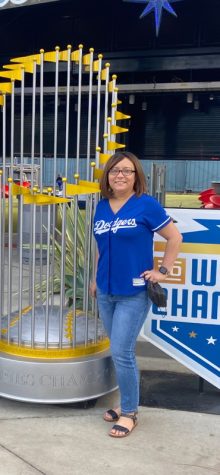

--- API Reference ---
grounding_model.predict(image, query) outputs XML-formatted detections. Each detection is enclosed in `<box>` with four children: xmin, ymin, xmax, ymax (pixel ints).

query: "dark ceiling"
<box><xmin>0</xmin><ymin>0</ymin><xmax>220</xmax><ymax>86</ymax></box>
<box><xmin>0</xmin><ymin>0</ymin><xmax>220</xmax><ymax>60</ymax></box>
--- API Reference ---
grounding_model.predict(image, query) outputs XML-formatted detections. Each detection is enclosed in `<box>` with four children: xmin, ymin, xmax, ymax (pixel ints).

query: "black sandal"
<box><xmin>103</xmin><ymin>409</ymin><xmax>120</xmax><ymax>422</ymax></box>
<box><xmin>109</xmin><ymin>412</ymin><xmax>138</xmax><ymax>438</ymax></box>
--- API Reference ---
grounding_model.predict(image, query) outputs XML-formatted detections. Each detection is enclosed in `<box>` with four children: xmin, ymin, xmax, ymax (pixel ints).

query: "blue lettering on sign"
<box><xmin>212</xmin><ymin>292</ymin><xmax>220</xmax><ymax>319</ymax></box>
<box><xmin>182</xmin><ymin>219</ymin><xmax>220</xmax><ymax>244</ymax></box>
<box><xmin>171</xmin><ymin>289</ymin><xmax>188</xmax><ymax>317</ymax></box>
<box><xmin>192</xmin><ymin>291</ymin><xmax>208</xmax><ymax>319</ymax></box>
<box><xmin>191</xmin><ymin>259</ymin><xmax>217</xmax><ymax>286</ymax></box>
<box><xmin>152</xmin><ymin>289</ymin><xmax>220</xmax><ymax>320</ymax></box>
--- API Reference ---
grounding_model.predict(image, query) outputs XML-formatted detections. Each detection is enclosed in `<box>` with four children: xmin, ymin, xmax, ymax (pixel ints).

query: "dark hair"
<box><xmin>100</xmin><ymin>151</ymin><xmax>147</xmax><ymax>198</ymax></box>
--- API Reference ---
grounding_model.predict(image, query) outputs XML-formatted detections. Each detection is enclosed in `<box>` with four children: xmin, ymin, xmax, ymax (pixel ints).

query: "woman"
<box><xmin>90</xmin><ymin>151</ymin><xmax>182</xmax><ymax>438</ymax></box>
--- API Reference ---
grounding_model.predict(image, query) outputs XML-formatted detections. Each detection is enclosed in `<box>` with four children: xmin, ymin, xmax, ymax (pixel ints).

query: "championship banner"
<box><xmin>0</xmin><ymin>0</ymin><xmax>60</xmax><ymax>9</ymax></box>
<box><xmin>141</xmin><ymin>208</ymin><xmax>220</xmax><ymax>389</ymax></box>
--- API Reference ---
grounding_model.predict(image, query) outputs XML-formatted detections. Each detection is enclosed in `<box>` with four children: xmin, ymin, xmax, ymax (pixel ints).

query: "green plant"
<box><xmin>35</xmin><ymin>201</ymin><xmax>87</xmax><ymax>308</ymax></box>
<box><xmin>53</xmin><ymin>202</ymin><xmax>86</xmax><ymax>306</ymax></box>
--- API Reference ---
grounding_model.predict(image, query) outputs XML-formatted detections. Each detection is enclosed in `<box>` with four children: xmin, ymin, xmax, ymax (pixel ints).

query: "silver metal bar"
<box><xmin>110</xmin><ymin>76</ymin><xmax>117</xmax><ymax>143</ymax></box>
<box><xmin>51</xmin><ymin>47</ymin><xmax>60</xmax><ymax>311</ymax></box>
<box><xmin>45</xmin><ymin>189</ymin><xmax>52</xmax><ymax>348</ymax></box>
<box><xmin>103</xmin><ymin>63</ymin><xmax>110</xmax><ymax>137</ymax></box>
<box><xmin>7</xmin><ymin>178</ymin><xmax>13</xmax><ymax>342</ymax></box>
<box><xmin>107</xmin><ymin>117</ymin><xmax>111</xmax><ymax>139</ymax></box>
<box><xmin>18</xmin><ymin>193</ymin><xmax>24</xmax><ymax>345</ymax></box>
<box><xmin>29</xmin><ymin>61</ymin><xmax>37</xmax><ymax>306</ymax></box>
<box><xmin>31</xmin><ymin>60</ymin><xmax>37</xmax><ymax>188</ymax></box>
<box><xmin>39</xmin><ymin>50</ymin><xmax>44</xmax><ymax>303</ymax></box>
<box><xmin>103</xmin><ymin>65</ymin><xmax>111</xmax><ymax>152</ymax></box>
<box><xmin>39</xmin><ymin>50</ymin><xmax>44</xmax><ymax>192</ymax></box>
<box><xmin>10</xmin><ymin>80</ymin><xmax>15</xmax><ymax>179</ymax></box>
<box><xmin>64</xmin><ymin>45</ymin><xmax>72</xmax><ymax>179</ymax></box>
<box><xmin>91</xmin><ymin>193</ymin><xmax>99</xmax><ymax>339</ymax></box>
<box><xmin>20</xmin><ymin>68</ymin><xmax>25</xmax><ymax>184</ymax></box>
<box><xmin>1</xmin><ymin>95</ymin><xmax>6</xmax><ymax>318</ymax></box>
<box><xmin>86</xmin><ymin>48</ymin><xmax>94</xmax><ymax>180</ymax></box>
<box><xmin>95</xmin><ymin>54</ymin><xmax>103</xmax><ymax>166</ymax></box>
<box><xmin>0</xmin><ymin>171</ymin><xmax>3</xmax><ymax>331</ymax></box>
<box><xmin>53</xmin><ymin>46</ymin><xmax>60</xmax><ymax>192</ymax></box>
<box><xmin>84</xmin><ymin>193</ymin><xmax>93</xmax><ymax>345</ymax></box>
<box><xmin>75</xmin><ymin>45</ymin><xmax>83</xmax><ymax>175</ymax></box>
<box><xmin>72</xmin><ymin>174</ymin><xmax>79</xmax><ymax>347</ymax></box>
<box><xmin>59</xmin><ymin>179</ymin><xmax>67</xmax><ymax>348</ymax></box>
<box><xmin>30</xmin><ymin>189</ymin><xmax>37</xmax><ymax>348</ymax></box>
<box><xmin>18</xmin><ymin>69</ymin><xmax>25</xmax><ymax>335</ymax></box>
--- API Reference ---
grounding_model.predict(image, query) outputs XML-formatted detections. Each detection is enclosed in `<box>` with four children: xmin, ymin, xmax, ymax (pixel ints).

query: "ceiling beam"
<box><xmin>14</xmin><ymin>81</ymin><xmax>220</xmax><ymax>96</ymax></box>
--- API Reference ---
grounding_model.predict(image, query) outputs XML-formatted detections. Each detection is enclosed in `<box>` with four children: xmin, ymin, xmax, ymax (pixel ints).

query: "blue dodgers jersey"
<box><xmin>93</xmin><ymin>194</ymin><xmax>171</xmax><ymax>296</ymax></box>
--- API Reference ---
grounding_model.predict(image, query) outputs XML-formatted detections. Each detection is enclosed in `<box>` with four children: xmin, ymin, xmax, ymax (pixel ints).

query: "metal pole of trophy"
<box><xmin>39</xmin><ymin>49</ymin><xmax>45</xmax><ymax>303</ymax></box>
<box><xmin>50</xmin><ymin>46</ymin><xmax>60</xmax><ymax>310</ymax></box>
<box><xmin>72</xmin><ymin>174</ymin><xmax>79</xmax><ymax>348</ymax></box>
<box><xmin>0</xmin><ymin>170</ymin><xmax>3</xmax><ymax>329</ymax></box>
<box><xmin>75</xmin><ymin>44</ymin><xmax>83</xmax><ymax>176</ymax></box>
<box><xmin>64</xmin><ymin>45</ymin><xmax>72</xmax><ymax>179</ymax></box>
<box><xmin>59</xmin><ymin>179</ymin><xmax>67</xmax><ymax>348</ymax></box>
<box><xmin>85</xmin><ymin>48</ymin><xmax>94</xmax><ymax>181</ymax></box>
<box><xmin>29</xmin><ymin>59</ymin><xmax>37</xmax><ymax>306</ymax></box>
<box><xmin>95</xmin><ymin>54</ymin><xmax>103</xmax><ymax>167</ymax></box>
<box><xmin>1</xmin><ymin>93</ymin><xmax>6</xmax><ymax>318</ymax></box>
<box><xmin>82</xmin><ymin>48</ymin><xmax>94</xmax><ymax>312</ymax></box>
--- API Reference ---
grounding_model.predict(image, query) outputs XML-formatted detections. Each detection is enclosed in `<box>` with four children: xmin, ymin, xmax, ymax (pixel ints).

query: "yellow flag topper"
<box><xmin>107</xmin><ymin>141</ymin><xmax>126</xmax><ymax>151</ymax></box>
<box><xmin>99</xmin><ymin>153</ymin><xmax>112</xmax><ymax>165</ymax></box>
<box><xmin>115</xmin><ymin>111</ymin><xmax>131</xmax><ymax>120</ymax></box>
<box><xmin>66</xmin><ymin>182</ymin><xmax>100</xmax><ymax>196</ymax></box>
<box><xmin>44</xmin><ymin>51</ymin><xmax>59</xmax><ymax>62</ymax></box>
<box><xmin>24</xmin><ymin>194</ymin><xmax>70</xmax><ymax>206</ymax></box>
<box><xmin>0</xmin><ymin>70</ymin><xmax>23</xmax><ymax>81</ymax></box>
<box><xmin>93</xmin><ymin>168</ymin><xmax>103</xmax><ymax>180</ymax></box>
<box><xmin>3</xmin><ymin>63</ymin><xmax>34</xmax><ymax>74</ymax></box>
<box><xmin>0</xmin><ymin>83</ymin><xmax>12</xmax><ymax>94</ymax></box>
<box><xmin>10</xmin><ymin>53</ymin><xmax>41</xmax><ymax>65</ymax></box>
<box><xmin>110</xmin><ymin>125</ymin><xmax>129</xmax><ymax>135</ymax></box>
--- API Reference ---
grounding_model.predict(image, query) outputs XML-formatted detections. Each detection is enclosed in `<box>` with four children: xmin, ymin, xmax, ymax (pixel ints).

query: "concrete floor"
<box><xmin>0</xmin><ymin>348</ymin><xmax>219</xmax><ymax>475</ymax></box>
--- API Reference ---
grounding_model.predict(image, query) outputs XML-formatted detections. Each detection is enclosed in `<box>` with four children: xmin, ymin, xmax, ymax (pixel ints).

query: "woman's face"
<box><xmin>108</xmin><ymin>157</ymin><xmax>136</xmax><ymax>197</ymax></box>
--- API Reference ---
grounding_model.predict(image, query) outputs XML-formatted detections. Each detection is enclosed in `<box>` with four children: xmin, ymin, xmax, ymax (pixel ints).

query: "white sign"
<box><xmin>141</xmin><ymin>208</ymin><xmax>220</xmax><ymax>389</ymax></box>
<box><xmin>0</xmin><ymin>0</ymin><xmax>59</xmax><ymax>8</ymax></box>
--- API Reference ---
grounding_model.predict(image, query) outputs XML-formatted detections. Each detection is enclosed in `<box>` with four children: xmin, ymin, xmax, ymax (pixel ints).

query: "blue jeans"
<box><xmin>97</xmin><ymin>288</ymin><xmax>150</xmax><ymax>414</ymax></box>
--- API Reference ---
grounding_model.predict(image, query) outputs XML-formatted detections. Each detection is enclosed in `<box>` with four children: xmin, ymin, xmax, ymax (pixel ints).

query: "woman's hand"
<box><xmin>140</xmin><ymin>269</ymin><xmax>167</xmax><ymax>284</ymax></box>
<box><xmin>89</xmin><ymin>280</ymin><xmax>97</xmax><ymax>298</ymax></box>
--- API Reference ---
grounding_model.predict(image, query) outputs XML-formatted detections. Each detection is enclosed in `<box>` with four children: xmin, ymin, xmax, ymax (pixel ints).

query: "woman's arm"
<box><xmin>141</xmin><ymin>221</ymin><xmax>182</xmax><ymax>283</ymax></box>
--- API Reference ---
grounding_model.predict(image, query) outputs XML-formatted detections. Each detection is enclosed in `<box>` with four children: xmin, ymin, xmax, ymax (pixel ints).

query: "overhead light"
<box><xmin>187</xmin><ymin>92</ymin><xmax>193</xmax><ymax>103</ymax></box>
<box><xmin>194</xmin><ymin>99</ymin><xmax>199</xmax><ymax>110</ymax></box>
<box><xmin>142</xmin><ymin>101</ymin><xmax>147</xmax><ymax>111</ymax></box>
<box><xmin>209</xmin><ymin>94</ymin><xmax>214</xmax><ymax>101</ymax></box>
<box><xmin>129</xmin><ymin>94</ymin><xmax>135</xmax><ymax>105</ymax></box>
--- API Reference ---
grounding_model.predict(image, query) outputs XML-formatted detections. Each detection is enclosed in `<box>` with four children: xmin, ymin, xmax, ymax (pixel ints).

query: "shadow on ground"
<box><xmin>140</xmin><ymin>370</ymin><xmax>220</xmax><ymax>414</ymax></box>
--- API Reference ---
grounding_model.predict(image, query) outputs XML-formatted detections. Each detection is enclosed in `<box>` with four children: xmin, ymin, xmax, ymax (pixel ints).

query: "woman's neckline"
<box><xmin>108</xmin><ymin>193</ymin><xmax>135</xmax><ymax>215</ymax></box>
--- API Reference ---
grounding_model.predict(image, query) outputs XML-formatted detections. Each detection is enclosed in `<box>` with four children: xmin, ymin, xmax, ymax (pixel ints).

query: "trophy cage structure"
<box><xmin>0</xmin><ymin>44</ymin><xmax>130</xmax><ymax>403</ymax></box>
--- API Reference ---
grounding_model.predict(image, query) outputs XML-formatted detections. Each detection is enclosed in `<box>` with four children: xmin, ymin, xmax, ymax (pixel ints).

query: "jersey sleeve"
<box><xmin>144</xmin><ymin>196</ymin><xmax>171</xmax><ymax>232</ymax></box>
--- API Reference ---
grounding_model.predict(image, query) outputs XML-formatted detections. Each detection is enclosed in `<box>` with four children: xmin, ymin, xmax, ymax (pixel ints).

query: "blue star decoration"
<box><xmin>123</xmin><ymin>0</ymin><xmax>183</xmax><ymax>36</ymax></box>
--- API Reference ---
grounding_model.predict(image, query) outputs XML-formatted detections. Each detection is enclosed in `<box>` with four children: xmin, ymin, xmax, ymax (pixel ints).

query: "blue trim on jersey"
<box><xmin>93</xmin><ymin>194</ymin><xmax>171</xmax><ymax>296</ymax></box>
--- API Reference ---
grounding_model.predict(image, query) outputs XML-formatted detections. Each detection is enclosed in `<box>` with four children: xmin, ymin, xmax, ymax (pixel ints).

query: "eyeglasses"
<box><xmin>108</xmin><ymin>167</ymin><xmax>136</xmax><ymax>177</ymax></box>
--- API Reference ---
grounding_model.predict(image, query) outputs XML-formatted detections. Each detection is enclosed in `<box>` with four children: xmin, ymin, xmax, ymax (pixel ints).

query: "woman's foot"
<box><xmin>109</xmin><ymin>412</ymin><xmax>138</xmax><ymax>438</ymax></box>
<box><xmin>103</xmin><ymin>407</ymin><xmax>121</xmax><ymax>422</ymax></box>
